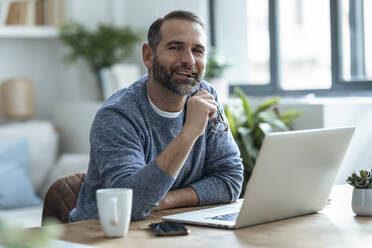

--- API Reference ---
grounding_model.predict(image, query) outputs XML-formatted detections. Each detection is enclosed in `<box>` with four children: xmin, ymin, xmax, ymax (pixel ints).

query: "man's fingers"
<box><xmin>189</xmin><ymin>96</ymin><xmax>217</xmax><ymax>117</ymax></box>
<box><xmin>194</xmin><ymin>89</ymin><xmax>214</xmax><ymax>100</ymax></box>
<box><xmin>204</xmin><ymin>99</ymin><xmax>217</xmax><ymax>118</ymax></box>
<box><xmin>204</xmin><ymin>99</ymin><xmax>217</xmax><ymax>106</ymax></box>
<box><xmin>189</xmin><ymin>90</ymin><xmax>215</xmax><ymax>104</ymax></box>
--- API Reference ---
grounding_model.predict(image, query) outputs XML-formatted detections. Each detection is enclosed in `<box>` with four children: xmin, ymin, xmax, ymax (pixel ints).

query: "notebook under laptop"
<box><xmin>162</xmin><ymin>127</ymin><xmax>355</xmax><ymax>229</ymax></box>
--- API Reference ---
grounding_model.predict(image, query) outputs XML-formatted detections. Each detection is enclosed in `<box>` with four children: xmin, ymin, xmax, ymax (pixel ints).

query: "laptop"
<box><xmin>162</xmin><ymin>127</ymin><xmax>355</xmax><ymax>229</ymax></box>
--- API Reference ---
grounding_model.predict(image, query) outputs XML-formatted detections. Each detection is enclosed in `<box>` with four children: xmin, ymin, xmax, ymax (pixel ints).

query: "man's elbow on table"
<box><xmin>230</xmin><ymin>187</ymin><xmax>242</xmax><ymax>203</ymax></box>
<box><xmin>228</xmin><ymin>169</ymin><xmax>245</xmax><ymax>203</ymax></box>
<box><xmin>131</xmin><ymin>208</ymin><xmax>151</xmax><ymax>221</ymax></box>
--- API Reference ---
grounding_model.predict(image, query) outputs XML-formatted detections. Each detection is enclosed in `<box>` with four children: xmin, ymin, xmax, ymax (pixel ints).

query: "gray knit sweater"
<box><xmin>69</xmin><ymin>75</ymin><xmax>243</xmax><ymax>221</ymax></box>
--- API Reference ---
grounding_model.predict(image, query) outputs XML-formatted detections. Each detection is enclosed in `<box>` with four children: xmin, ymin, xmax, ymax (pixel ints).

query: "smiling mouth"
<box><xmin>174</xmin><ymin>71</ymin><xmax>197</xmax><ymax>79</ymax></box>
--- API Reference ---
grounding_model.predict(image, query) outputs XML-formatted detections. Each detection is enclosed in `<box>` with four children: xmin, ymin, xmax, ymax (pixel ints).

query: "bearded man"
<box><xmin>69</xmin><ymin>10</ymin><xmax>243</xmax><ymax>221</ymax></box>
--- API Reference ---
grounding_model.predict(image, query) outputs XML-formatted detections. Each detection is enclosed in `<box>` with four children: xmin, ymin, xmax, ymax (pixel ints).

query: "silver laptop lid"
<box><xmin>235</xmin><ymin>126</ymin><xmax>355</xmax><ymax>228</ymax></box>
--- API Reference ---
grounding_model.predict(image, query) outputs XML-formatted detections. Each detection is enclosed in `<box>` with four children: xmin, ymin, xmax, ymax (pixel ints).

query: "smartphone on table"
<box><xmin>149</xmin><ymin>221</ymin><xmax>190</xmax><ymax>236</ymax></box>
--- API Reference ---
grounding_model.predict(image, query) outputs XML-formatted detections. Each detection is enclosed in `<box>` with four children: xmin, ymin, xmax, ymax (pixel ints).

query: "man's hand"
<box><xmin>152</xmin><ymin>187</ymin><xmax>199</xmax><ymax>211</ymax></box>
<box><xmin>152</xmin><ymin>197</ymin><xmax>168</xmax><ymax>211</ymax></box>
<box><xmin>183</xmin><ymin>89</ymin><xmax>217</xmax><ymax>139</ymax></box>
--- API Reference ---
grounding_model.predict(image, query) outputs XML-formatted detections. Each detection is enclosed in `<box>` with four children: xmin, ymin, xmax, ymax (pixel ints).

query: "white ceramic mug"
<box><xmin>96</xmin><ymin>188</ymin><xmax>133</xmax><ymax>237</ymax></box>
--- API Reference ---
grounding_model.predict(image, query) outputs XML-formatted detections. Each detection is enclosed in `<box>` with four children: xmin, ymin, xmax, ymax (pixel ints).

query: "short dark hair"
<box><xmin>147</xmin><ymin>10</ymin><xmax>205</xmax><ymax>51</ymax></box>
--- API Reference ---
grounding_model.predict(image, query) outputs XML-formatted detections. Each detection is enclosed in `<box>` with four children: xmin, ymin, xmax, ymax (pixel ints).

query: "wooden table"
<box><xmin>47</xmin><ymin>185</ymin><xmax>372</xmax><ymax>247</ymax></box>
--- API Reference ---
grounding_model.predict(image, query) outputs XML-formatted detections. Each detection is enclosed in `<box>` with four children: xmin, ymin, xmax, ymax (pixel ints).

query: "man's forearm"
<box><xmin>156</xmin><ymin>128</ymin><xmax>198</xmax><ymax>177</ymax></box>
<box><xmin>155</xmin><ymin>89</ymin><xmax>217</xmax><ymax>178</ymax></box>
<box><xmin>153</xmin><ymin>187</ymin><xmax>199</xmax><ymax>210</ymax></box>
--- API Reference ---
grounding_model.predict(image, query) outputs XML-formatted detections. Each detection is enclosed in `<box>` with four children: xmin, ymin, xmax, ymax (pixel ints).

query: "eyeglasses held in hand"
<box><xmin>199</xmin><ymin>83</ymin><xmax>228</xmax><ymax>134</ymax></box>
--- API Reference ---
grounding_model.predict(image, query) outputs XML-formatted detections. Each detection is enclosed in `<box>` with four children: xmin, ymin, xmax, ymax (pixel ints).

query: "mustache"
<box><xmin>172</xmin><ymin>64</ymin><xmax>199</xmax><ymax>77</ymax></box>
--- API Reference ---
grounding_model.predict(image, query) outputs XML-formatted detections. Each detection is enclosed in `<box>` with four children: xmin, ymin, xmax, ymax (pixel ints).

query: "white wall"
<box><xmin>0</xmin><ymin>39</ymin><xmax>99</xmax><ymax>120</ymax></box>
<box><xmin>0</xmin><ymin>39</ymin><xmax>60</xmax><ymax>120</ymax></box>
<box><xmin>322</xmin><ymin>102</ymin><xmax>372</xmax><ymax>184</ymax></box>
<box><xmin>52</xmin><ymin>101</ymin><xmax>101</xmax><ymax>153</ymax></box>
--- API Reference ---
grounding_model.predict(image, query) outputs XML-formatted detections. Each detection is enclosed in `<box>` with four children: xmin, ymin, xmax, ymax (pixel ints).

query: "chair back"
<box><xmin>42</xmin><ymin>173</ymin><xmax>86</xmax><ymax>225</ymax></box>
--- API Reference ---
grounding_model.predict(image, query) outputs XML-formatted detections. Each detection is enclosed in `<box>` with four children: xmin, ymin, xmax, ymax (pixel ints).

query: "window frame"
<box><xmin>209</xmin><ymin>0</ymin><xmax>372</xmax><ymax>97</ymax></box>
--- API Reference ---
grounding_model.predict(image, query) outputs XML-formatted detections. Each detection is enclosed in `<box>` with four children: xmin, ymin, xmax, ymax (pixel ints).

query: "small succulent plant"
<box><xmin>347</xmin><ymin>170</ymin><xmax>372</xmax><ymax>188</ymax></box>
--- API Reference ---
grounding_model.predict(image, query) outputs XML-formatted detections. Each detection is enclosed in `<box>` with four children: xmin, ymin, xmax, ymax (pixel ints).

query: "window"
<box><xmin>279</xmin><ymin>0</ymin><xmax>331</xmax><ymax>90</ymax></box>
<box><xmin>213</xmin><ymin>0</ymin><xmax>270</xmax><ymax>85</ymax></box>
<box><xmin>341</xmin><ymin>0</ymin><xmax>372</xmax><ymax>81</ymax></box>
<box><xmin>212</xmin><ymin>0</ymin><xmax>372</xmax><ymax>96</ymax></box>
<box><xmin>246</xmin><ymin>0</ymin><xmax>270</xmax><ymax>84</ymax></box>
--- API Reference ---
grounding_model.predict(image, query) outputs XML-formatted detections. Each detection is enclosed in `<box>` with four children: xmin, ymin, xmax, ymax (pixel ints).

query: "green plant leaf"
<box><xmin>58</xmin><ymin>22</ymin><xmax>143</xmax><ymax>100</ymax></box>
<box><xmin>225</xmin><ymin>90</ymin><xmax>300</xmax><ymax>196</ymax></box>
<box><xmin>204</xmin><ymin>48</ymin><xmax>230</xmax><ymax>81</ymax></box>
<box><xmin>257</xmin><ymin>122</ymin><xmax>272</xmax><ymax>136</ymax></box>
<box><xmin>59</xmin><ymin>23</ymin><xmax>143</xmax><ymax>72</ymax></box>
<box><xmin>236</xmin><ymin>139</ymin><xmax>254</xmax><ymax>177</ymax></box>
<box><xmin>237</xmin><ymin>138</ymin><xmax>255</xmax><ymax>198</ymax></box>
<box><xmin>253</xmin><ymin>97</ymin><xmax>280</xmax><ymax>117</ymax></box>
<box><xmin>352</xmin><ymin>172</ymin><xmax>361</xmax><ymax>182</ymax></box>
<box><xmin>224</xmin><ymin>106</ymin><xmax>237</xmax><ymax>138</ymax></box>
<box><xmin>360</xmin><ymin>170</ymin><xmax>367</xmax><ymax>179</ymax></box>
<box><xmin>237</xmin><ymin>127</ymin><xmax>258</xmax><ymax>159</ymax></box>
<box><xmin>251</xmin><ymin>123</ymin><xmax>272</xmax><ymax>148</ymax></box>
<box><xmin>234</xmin><ymin>87</ymin><xmax>254</xmax><ymax>129</ymax></box>
<box><xmin>347</xmin><ymin>170</ymin><xmax>372</xmax><ymax>188</ymax></box>
<box><xmin>258</xmin><ymin>112</ymin><xmax>290</xmax><ymax>131</ymax></box>
<box><xmin>269</xmin><ymin>118</ymin><xmax>290</xmax><ymax>131</ymax></box>
<box><xmin>278</xmin><ymin>110</ymin><xmax>301</xmax><ymax>126</ymax></box>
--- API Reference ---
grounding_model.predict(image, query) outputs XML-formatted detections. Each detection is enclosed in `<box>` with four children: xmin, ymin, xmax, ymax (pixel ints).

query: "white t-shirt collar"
<box><xmin>147</xmin><ymin>92</ymin><xmax>183</xmax><ymax>118</ymax></box>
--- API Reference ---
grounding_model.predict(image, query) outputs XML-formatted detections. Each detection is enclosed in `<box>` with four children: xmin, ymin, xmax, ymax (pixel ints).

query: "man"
<box><xmin>69</xmin><ymin>10</ymin><xmax>243</xmax><ymax>221</ymax></box>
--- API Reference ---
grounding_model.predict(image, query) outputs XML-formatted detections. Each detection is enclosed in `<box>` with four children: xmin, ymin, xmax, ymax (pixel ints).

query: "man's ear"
<box><xmin>142</xmin><ymin>43</ymin><xmax>154</xmax><ymax>70</ymax></box>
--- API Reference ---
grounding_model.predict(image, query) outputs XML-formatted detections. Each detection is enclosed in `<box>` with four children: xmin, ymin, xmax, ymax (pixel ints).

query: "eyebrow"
<box><xmin>166</xmin><ymin>40</ymin><xmax>184</xmax><ymax>46</ymax></box>
<box><xmin>166</xmin><ymin>40</ymin><xmax>206</xmax><ymax>51</ymax></box>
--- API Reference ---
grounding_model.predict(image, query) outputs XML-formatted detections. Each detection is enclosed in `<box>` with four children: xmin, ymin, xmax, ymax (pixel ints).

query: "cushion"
<box><xmin>0</xmin><ymin>139</ymin><xmax>41</xmax><ymax>209</ymax></box>
<box><xmin>0</xmin><ymin>121</ymin><xmax>58</xmax><ymax>194</ymax></box>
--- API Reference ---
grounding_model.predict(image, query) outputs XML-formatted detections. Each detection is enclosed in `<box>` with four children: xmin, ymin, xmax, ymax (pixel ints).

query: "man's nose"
<box><xmin>180</xmin><ymin>50</ymin><xmax>196</xmax><ymax>65</ymax></box>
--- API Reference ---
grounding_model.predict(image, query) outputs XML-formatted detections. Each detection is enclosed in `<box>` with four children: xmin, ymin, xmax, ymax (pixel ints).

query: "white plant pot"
<box><xmin>352</xmin><ymin>188</ymin><xmax>372</xmax><ymax>216</ymax></box>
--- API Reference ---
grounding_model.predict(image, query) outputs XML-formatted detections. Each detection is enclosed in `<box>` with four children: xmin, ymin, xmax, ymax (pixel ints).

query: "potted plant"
<box><xmin>59</xmin><ymin>23</ymin><xmax>143</xmax><ymax>100</ymax></box>
<box><xmin>204</xmin><ymin>48</ymin><xmax>230</xmax><ymax>81</ymax></box>
<box><xmin>204</xmin><ymin>48</ymin><xmax>230</xmax><ymax>102</ymax></box>
<box><xmin>346</xmin><ymin>169</ymin><xmax>372</xmax><ymax>216</ymax></box>
<box><xmin>224</xmin><ymin>88</ymin><xmax>300</xmax><ymax>197</ymax></box>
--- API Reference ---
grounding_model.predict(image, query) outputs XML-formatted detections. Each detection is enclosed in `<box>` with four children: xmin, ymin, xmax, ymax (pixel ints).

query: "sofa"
<box><xmin>0</xmin><ymin>120</ymin><xmax>89</xmax><ymax>227</ymax></box>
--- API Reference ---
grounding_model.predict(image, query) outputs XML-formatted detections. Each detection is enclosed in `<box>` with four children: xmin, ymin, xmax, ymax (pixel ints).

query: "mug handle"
<box><xmin>109</xmin><ymin>197</ymin><xmax>119</xmax><ymax>225</ymax></box>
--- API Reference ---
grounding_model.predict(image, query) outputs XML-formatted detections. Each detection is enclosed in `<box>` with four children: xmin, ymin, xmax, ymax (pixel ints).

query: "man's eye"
<box><xmin>169</xmin><ymin>46</ymin><xmax>180</xmax><ymax>50</ymax></box>
<box><xmin>193</xmin><ymin>49</ymin><xmax>204</xmax><ymax>55</ymax></box>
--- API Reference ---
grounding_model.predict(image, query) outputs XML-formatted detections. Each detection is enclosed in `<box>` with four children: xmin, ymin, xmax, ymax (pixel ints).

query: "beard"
<box><xmin>152</xmin><ymin>56</ymin><xmax>203</xmax><ymax>96</ymax></box>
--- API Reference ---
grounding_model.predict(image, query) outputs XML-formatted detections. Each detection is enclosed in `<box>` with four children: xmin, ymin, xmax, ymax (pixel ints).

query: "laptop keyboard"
<box><xmin>207</xmin><ymin>212</ymin><xmax>239</xmax><ymax>221</ymax></box>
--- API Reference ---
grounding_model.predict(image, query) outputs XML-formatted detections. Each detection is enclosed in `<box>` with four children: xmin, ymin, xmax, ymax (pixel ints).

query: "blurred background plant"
<box><xmin>59</xmin><ymin>23</ymin><xmax>143</xmax><ymax>100</ymax></box>
<box><xmin>204</xmin><ymin>48</ymin><xmax>230</xmax><ymax>81</ymax></box>
<box><xmin>224</xmin><ymin>88</ymin><xmax>301</xmax><ymax>197</ymax></box>
<box><xmin>347</xmin><ymin>170</ymin><xmax>372</xmax><ymax>188</ymax></box>
<box><xmin>0</xmin><ymin>218</ymin><xmax>62</xmax><ymax>248</ymax></box>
